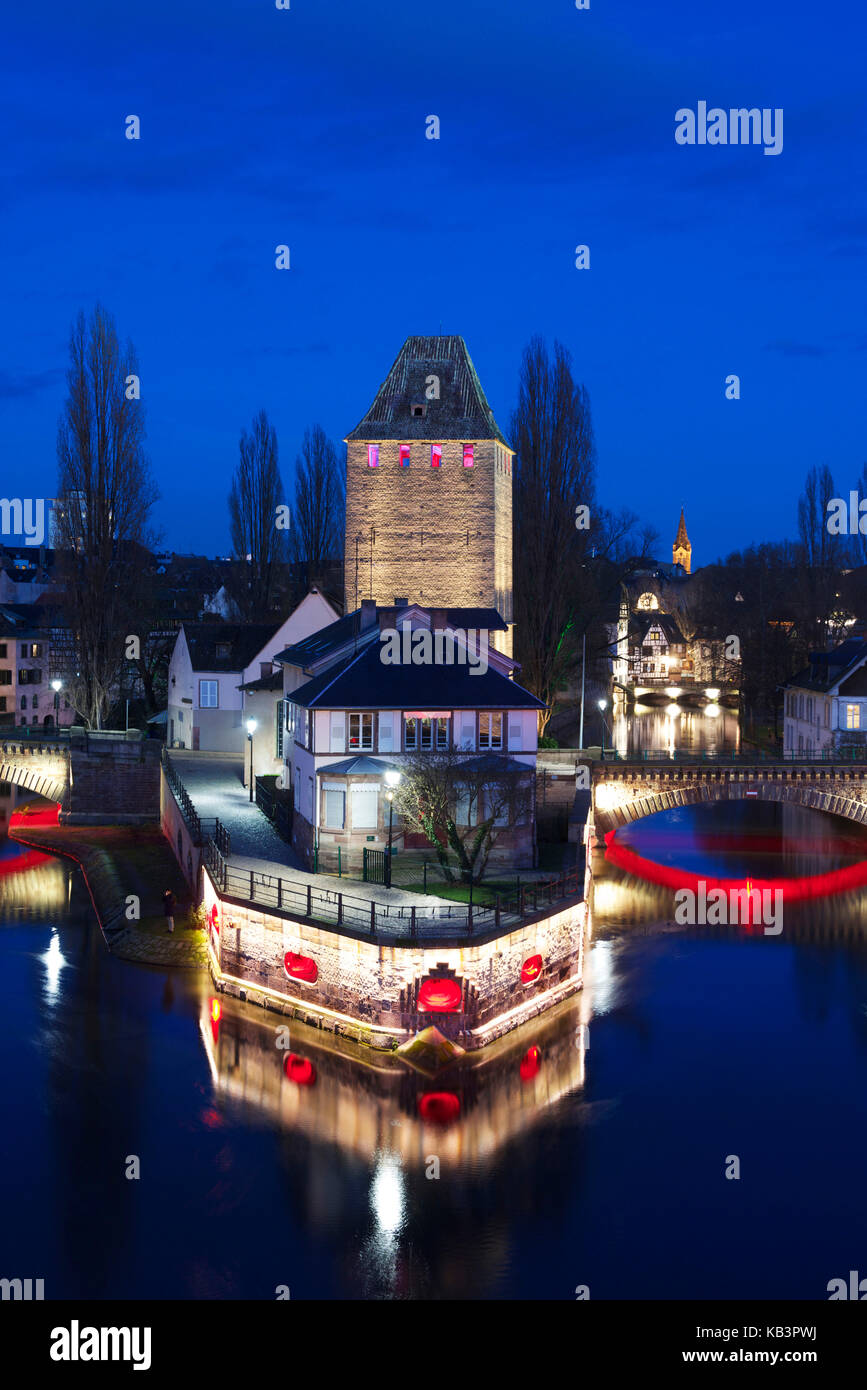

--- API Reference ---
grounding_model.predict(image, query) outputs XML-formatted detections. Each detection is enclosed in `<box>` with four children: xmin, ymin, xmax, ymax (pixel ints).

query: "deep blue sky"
<box><xmin>2</xmin><ymin>0</ymin><xmax>865</xmax><ymax>564</ymax></box>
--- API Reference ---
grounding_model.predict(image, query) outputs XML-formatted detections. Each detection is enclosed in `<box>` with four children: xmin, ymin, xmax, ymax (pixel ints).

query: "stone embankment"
<box><xmin>9</xmin><ymin>819</ymin><xmax>207</xmax><ymax>969</ymax></box>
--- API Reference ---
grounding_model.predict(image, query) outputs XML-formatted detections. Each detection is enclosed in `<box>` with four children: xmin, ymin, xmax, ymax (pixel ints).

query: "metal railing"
<box><xmin>254</xmin><ymin>775</ymin><xmax>292</xmax><ymax>842</ymax></box>
<box><xmin>202</xmin><ymin>842</ymin><xmax>584</xmax><ymax>943</ymax></box>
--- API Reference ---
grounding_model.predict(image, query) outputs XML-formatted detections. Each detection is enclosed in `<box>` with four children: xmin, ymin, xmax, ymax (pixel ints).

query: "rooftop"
<box><xmin>346</xmin><ymin>335</ymin><xmax>511</xmax><ymax>447</ymax></box>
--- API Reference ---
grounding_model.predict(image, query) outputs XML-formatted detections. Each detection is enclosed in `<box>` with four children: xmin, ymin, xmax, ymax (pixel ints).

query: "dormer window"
<box><xmin>411</xmin><ymin>403</ymin><xmax>426</xmax><ymax>418</ymax></box>
<box><xmin>431</xmin><ymin>444</ymin><xmax>442</xmax><ymax>468</ymax></box>
<box><xmin>215</xmin><ymin>643</ymin><xmax>230</xmax><ymax>659</ymax></box>
<box><xmin>367</xmin><ymin>444</ymin><xmax>379</xmax><ymax>468</ymax></box>
<box><xmin>399</xmin><ymin>444</ymin><xmax>410</xmax><ymax>468</ymax></box>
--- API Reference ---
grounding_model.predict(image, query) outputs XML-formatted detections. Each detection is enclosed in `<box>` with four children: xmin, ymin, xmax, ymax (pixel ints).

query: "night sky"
<box><xmin>2</xmin><ymin>0</ymin><xmax>865</xmax><ymax>562</ymax></box>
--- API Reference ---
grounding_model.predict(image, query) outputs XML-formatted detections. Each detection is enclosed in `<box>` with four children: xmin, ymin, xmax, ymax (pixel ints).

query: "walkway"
<box><xmin>169</xmin><ymin>752</ymin><xmax>461</xmax><ymax>915</ymax></box>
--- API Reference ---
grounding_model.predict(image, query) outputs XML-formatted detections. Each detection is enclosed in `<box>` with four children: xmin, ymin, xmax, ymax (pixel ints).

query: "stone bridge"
<box><xmin>591</xmin><ymin>759</ymin><xmax>867</xmax><ymax>842</ymax></box>
<box><xmin>0</xmin><ymin>732</ymin><xmax>161</xmax><ymax>824</ymax></box>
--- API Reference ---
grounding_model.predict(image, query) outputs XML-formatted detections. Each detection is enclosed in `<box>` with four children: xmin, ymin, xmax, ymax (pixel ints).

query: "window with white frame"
<box><xmin>351</xmin><ymin>785</ymin><xmax>378</xmax><ymax>828</ymax></box>
<box><xmin>323</xmin><ymin>785</ymin><xmax>345</xmax><ymax>828</ymax></box>
<box><xmin>436</xmin><ymin>716</ymin><xmax>449</xmax><ymax>749</ymax></box>
<box><xmin>404</xmin><ymin>716</ymin><xmax>418</xmax><ymax>750</ymax></box>
<box><xmin>479</xmin><ymin>712</ymin><xmax>503</xmax><ymax>750</ymax></box>
<box><xmin>348</xmin><ymin>712</ymin><xmax>373</xmax><ymax>750</ymax></box>
<box><xmin>454</xmin><ymin>785</ymin><xmax>478</xmax><ymax>825</ymax></box>
<box><xmin>846</xmin><ymin>703</ymin><xmax>861</xmax><ymax>730</ymax></box>
<box><xmin>199</xmin><ymin>679</ymin><xmax>218</xmax><ymax>708</ymax></box>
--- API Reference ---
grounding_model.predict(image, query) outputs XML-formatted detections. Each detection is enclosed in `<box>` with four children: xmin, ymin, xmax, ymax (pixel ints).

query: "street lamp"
<box><xmin>384</xmin><ymin>767</ymin><xmax>401</xmax><ymax>888</ymax></box>
<box><xmin>51</xmin><ymin>679</ymin><xmax>62</xmax><ymax>729</ymax></box>
<box><xmin>246</xmin><ymin>717</ymin><xmax>257</xmax><ymax>801</ymax></box>
<box><xmin>597</xmin><ymin>698</ymin><xmax>608</xmax><ymax>760</ymax></box>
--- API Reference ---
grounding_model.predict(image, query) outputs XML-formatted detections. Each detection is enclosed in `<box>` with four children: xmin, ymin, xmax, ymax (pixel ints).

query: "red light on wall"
<box><xmin>431</xmin><ymin>444</ymin><xmax>442</xmax><ymax>468</ymax></box>
<box><xmin>519</xmin><ymin>1046</ymin><xmax>541</xmax><ymax>1082</ymax></box>
<box><xmin>418</xmin><ymin>1092</ymin><xmax>460</xmax><ymax>1124</ymax></box>
<box><xmin>368</xmin><ymin>444</ymin><xmax>379</xmax><ymax>468</ymax></box>
<box><xmin>210</xmin><ymin>903</ymin><xmax>219</xmax><ymax>934</ymax></box>
<box><xmin>210</xmin><ymin>998</ymin><xmax>222</xmax><ymax>1023</ymax></box>
<box><xmin>284</xmin><ymin>1053</ymin><xmax>317</xmax><ymax>1087</ymax></box>
<box><xmin>463</xmin><ymin>444</ymin><xmax>474</xmax><ymax>468</ymax></box>
<box><xmin>417</xmin><ymin>977</ymin><xmax>462</xmax><ymax>1012</ymax></box>
<box><xmin>284</xmin><ymin>951</ymin><xmax>318</xmax><ymax>984</ymax></box>
<box><xmin>521</xmin><ymin>954</ymin><xmax>543</xmax><ymax>984</ymax></box>
<box><xmin>400</xmin><ymin>443</ymin><xmax>410</xmax><ymax>468</ymax></box>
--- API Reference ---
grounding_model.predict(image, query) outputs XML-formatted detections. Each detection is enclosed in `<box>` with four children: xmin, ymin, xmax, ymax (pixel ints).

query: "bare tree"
<box><xmin>511</xmin><ymin>337</ymin><xmax>597</xmax><ymax>732</ymax></box>
<box><xmin>292</xmin><ymin>424</ymin><xmax>345</xmax><ymax>583</ymax></box>
<box><xmin>55</xmin><ymin>305</ymin><xmax>159</xmax><ymax>728</ymax></box>
<box><xmin>228</xmin><ymin>409</ymin><xmax>288</xmax><ymax>619</ymax></box>
<box><xmin>394</xmin><ymin>750</ymin><xmax>532</xmax><ymax>884</ymax></box>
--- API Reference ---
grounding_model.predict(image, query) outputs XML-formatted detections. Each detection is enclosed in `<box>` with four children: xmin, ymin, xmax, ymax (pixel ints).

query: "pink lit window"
<box><xmin>463</xmin><ymin>444</ymin><xmax>474</xmax><ymax>468</ymax></box>
<box><xmin>367</xmin><ymin>445</ymin><xmax>379</xmax><ymax>469</ymax></box>
<box><xmin>400</xmin><ymin>444</ymin><xmax>410</xmax><ymax>468</ymax></box>
<box><xmin>431</xmin><ymin>444</ymin><xmax>442</xmax><ymax>468</ymax></box>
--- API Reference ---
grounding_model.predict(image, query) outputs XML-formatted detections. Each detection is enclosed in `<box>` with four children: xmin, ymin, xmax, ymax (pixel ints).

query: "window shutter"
<box><xmin>508</xmin><ymin>714</ymin><xmax>522</xmax><ymax>750</ymax></box>
<box><xmin>330</xmin><ymin>711</ymin><xmax>345</xmax><ymax>753</ymax></box>
<box><xmin>324</xmin><ymin>789</ymin><xmax>345</xmax><ymax>828</ymax></box>
<box><xmin>351</xmin><ymin>786</ymin><xmax>379</xmax><ymax>829</ymax></box>
<box><xmin>459</xmin><ymin>713</ymin><xmax>475</xmax><ymax>750</ymax></box>
<box><xmin>379</xmin><ymin>712</ymin><xmax>393</xmax><ymax>752</ymax></box>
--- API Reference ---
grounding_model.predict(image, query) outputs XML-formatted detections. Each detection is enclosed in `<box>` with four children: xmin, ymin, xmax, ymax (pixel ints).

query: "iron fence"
<box><xmin>202</xmin><ymin>838</ymin><xmax>583</xmax><ymax>943</ymax></box>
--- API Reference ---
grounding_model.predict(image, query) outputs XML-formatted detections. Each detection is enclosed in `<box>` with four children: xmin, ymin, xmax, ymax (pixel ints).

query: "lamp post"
<box><xmin>384</xmin><ymin>767</ymin><xmax>401</xmax><ymax>888</ymax></box>
<box><xmin>51</xmin><ymin>679</ymin><xmax>62</xmax><ymax>729</ymax></box>
<box><xmin>246</xmin><ymin>717</ymin><xmax>257</xmax><ymax>802</ymax></box>
<box><xmin>598</xmin><ymin>698</ymin><xmax>608</xmax><ymax>761</ymax></box>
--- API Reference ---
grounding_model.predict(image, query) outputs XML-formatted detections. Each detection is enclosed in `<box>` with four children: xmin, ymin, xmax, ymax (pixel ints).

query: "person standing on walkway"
<box><xmin>163</xmin><ymin>889</ymin><xmax>176</xmax><ymax>933</ymax></box>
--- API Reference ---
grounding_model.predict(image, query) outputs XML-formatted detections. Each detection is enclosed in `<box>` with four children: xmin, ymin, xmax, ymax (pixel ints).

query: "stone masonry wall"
<box><xmin>64</xmin><ymin>739</ymin><xmax>161</xmax><ymax>825</ymax></box>
<box><xmin>344</xmin><ymin>438</ymin><xmax>503</xmax><ymax>615</ymax></box>
<box><xmin>204</xmin><ymin>869</ymin><xmax>584</xmax><ymax>1051</ymax></box>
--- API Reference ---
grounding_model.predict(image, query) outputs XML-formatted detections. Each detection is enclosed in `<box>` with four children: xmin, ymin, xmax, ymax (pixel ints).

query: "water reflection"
<box><xmin>612</xmin><ymin>702</ymin><xmax>740</xmax><ymax>757</ymax></box>
<box><xmin>593</xmin><ymin>801</ymin><xmax>867</xmax><ymax>941</ymax></box>
<box><xmin>199</xmin><ymin>993</ymin><xmax>586</xmax><ymax>1169</ymax></box>
<box><xmin>0</xmin><ymin>789</ymin><xmax>71</xmax><ymax>922</ymax></box>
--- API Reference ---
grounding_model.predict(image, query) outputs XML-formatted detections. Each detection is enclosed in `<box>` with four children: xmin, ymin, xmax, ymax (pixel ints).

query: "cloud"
<box><xmin>0</xmin><ymin>368</ymin><xmax>64</xmax><ymax>399</ymax></box>
<box><xmin>763</xmin><ymin>340</ymin><xmax>825</xmax><ymax>358</ymax></box>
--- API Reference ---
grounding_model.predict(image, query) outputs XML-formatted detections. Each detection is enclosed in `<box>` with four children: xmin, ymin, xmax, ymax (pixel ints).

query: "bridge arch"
<box><xmin>0</xmin><ymin>748</ymin><xmax>69</xmax><ymax>809</ymax></box>
<box><xmin>592</xmin><ymin>766</ymin><xmax>867</xmax><ymax>843</ymax></box>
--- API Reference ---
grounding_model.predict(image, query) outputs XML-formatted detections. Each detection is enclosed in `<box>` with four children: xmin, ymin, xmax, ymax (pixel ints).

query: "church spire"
<box><xmin>673</xmin><ymin>508</ymin><xmax>691</xmax><ymax>574</ymax></box>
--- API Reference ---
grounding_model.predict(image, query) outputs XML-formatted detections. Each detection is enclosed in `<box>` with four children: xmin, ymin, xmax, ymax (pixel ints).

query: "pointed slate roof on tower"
<box><xmin>675</xmin><ymin>508</ymin><xmax>690</xmax><ymax>549</ymax></box>
<box><xmin>346</xmin><ymin>335</ymin><xmax>511</xmax><ymax>447</ymax></box>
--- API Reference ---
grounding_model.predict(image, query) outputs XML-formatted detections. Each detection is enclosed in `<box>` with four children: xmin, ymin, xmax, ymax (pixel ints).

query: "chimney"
<box><xmin>394</xmin><ymin>596</ymin><xmax>409</xmax><ymax>609</ymax></box>
<box><xmin>360</xmin><ymin>598</ymin><xmax>377</xmax><ymax>630</ymax></box>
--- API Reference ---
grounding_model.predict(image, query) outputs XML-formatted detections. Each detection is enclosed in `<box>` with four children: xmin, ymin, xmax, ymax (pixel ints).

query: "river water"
<box><xmin>2</xmin><ymin>792</ymin><xmax>867</xmax><ymax>1300</ymax></box>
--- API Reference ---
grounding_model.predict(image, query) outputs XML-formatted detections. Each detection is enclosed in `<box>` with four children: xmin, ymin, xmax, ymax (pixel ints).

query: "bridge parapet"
<box><xmin>592</xmin><ymin>760</ymin><xmax>867</xmax><ymax>842</ymax></box>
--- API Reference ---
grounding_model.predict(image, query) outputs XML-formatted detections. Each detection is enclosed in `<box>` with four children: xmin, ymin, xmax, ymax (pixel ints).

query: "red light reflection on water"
<box><xmin>604</xmin><ymin>829</ymin><xmax>867</xmax><ymax>910</ymax></box>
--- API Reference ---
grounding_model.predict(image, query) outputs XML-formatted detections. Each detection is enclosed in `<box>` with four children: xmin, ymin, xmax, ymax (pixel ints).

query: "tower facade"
<box><xmin>673</xmin><ymin>508</ymin><xmax>692</xmax><ymax>574</ymax></box>
<box><xmin>344</xmin><ymin>336</ymin><xmax>513</xmax><ymax>653</ymax></box>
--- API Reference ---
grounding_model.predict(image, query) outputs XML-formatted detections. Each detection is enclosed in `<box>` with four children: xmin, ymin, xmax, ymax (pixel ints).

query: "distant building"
<box><xmin>166</xmin><ymin>590</ymin><xmax>338</xmax><ymax>755</ymax></box>
<box><xmin>344</xmin><ymin>335</ymin><xmax>514</xmax><ymax>654</ymax></box>
<box><xmin>673</xmin><ymin>508</ymin><xmax>692</xmax><ymax>574</ymax></box>
<box><xmin>783</xmin><ymin>639</ymin><xmax>867</xmax><ymax>755</ymax></box>
<box><xmin>0</xmin><ymin>603</ymin><xmax>74</xmax><ymax>730</ymax></box>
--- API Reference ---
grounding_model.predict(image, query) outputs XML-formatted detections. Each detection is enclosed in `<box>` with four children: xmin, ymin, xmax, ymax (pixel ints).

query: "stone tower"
<box><xmin>673</xmin><ymin>508</ymin><xmax>692</xmax><ymax>574</ymax></box>
<box><xmin>344</xmin><ymin>335</ymin><xmax>513</xmax><ymax>653</ymax></box>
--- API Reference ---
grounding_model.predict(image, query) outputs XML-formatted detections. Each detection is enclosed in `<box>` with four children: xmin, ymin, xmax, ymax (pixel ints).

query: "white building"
<box><xmin>782</xmin><ymin>639</ymin><xmax>867</xmax><ymax>755</ymax></box>
<box><xmin>166</xmin><ymin>589</ymin><xmax>338</xmax><ymax>753</ymax></box>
